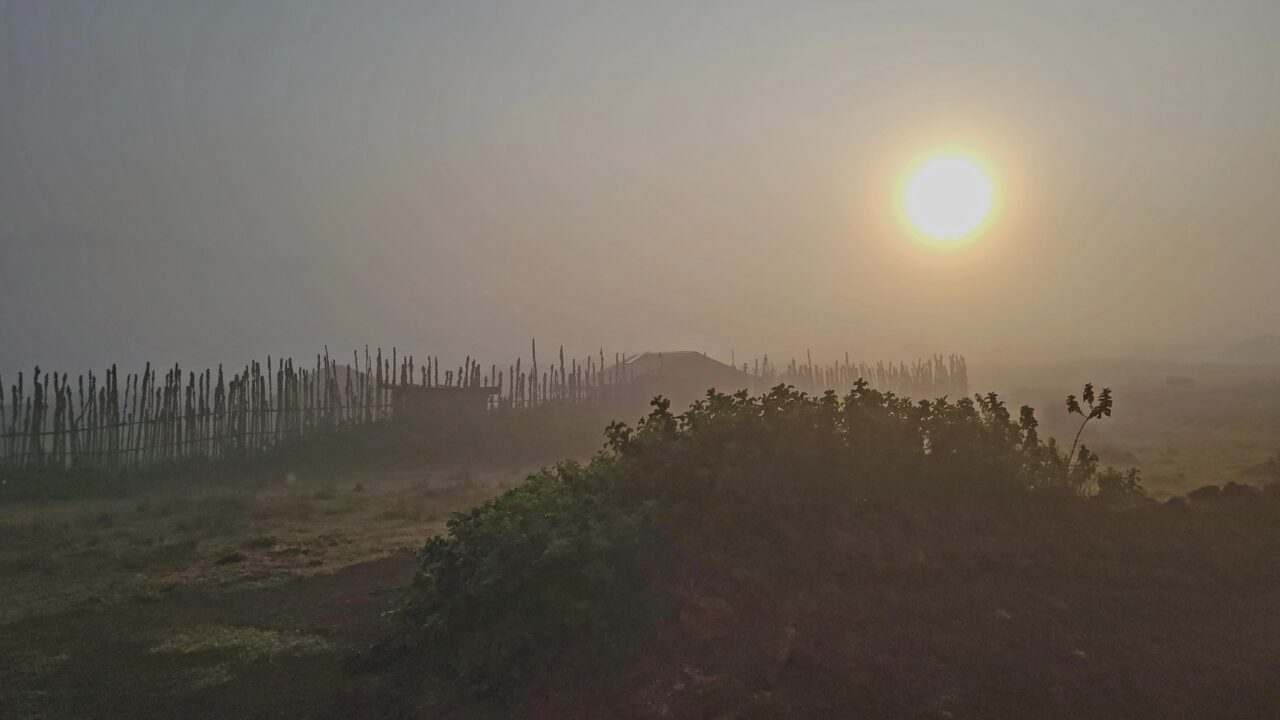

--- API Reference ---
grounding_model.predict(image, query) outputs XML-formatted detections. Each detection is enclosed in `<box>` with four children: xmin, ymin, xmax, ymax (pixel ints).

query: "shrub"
<box><xmin>382</xmin><ymin>383</ymin><xmax>1137</xmax><ymax>693</ymax></box>
<box><xmin>384</xmin><ymin>464</ymin><xmax>662</xmax><ymax>693</ymax></box>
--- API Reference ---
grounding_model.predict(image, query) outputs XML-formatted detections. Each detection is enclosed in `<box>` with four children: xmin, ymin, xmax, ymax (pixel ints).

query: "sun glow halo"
<box><xmin>901</xmin><ymin>154</ymin><xmax>994</xmax><ymax>243</ymax></box>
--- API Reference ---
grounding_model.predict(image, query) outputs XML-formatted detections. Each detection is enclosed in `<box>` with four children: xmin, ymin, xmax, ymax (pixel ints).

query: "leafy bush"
<box><xmin>383</xmin><ymin>464</ymin><xmax>663</xmax><ymax>693</ymax></box>
<box><xmin>382</xmin><ymin>383</ymin><xmax>1138</xmax><ymax>693</ymax></box>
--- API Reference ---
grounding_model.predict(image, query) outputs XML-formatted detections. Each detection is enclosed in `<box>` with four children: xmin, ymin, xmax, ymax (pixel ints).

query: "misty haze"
<box><xmin>3</xmin><ymin>2</ymin><xmax>1280</xmax><ymax>719</ymax></box>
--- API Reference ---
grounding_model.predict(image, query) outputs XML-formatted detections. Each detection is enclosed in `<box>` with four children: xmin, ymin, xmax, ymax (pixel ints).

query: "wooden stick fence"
<box><xmin>0</xmin><ymin>344</ymin><xmax>967</xmax><ymax>471</ymax></box>
<box><xmin>737</xmin><ymin>352</ymin><xmax>968</xmax><ymax>399</ymax></box>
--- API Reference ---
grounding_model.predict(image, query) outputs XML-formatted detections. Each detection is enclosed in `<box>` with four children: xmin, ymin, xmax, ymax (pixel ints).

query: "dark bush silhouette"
<box><xmin>378</xmin><ymin>383</ymin><xmax>1140</xmax><ymax>694</ymax></box>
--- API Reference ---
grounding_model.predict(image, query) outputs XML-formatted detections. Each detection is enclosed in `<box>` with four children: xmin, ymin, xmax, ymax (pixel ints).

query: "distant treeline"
<box><xmin>0</xmin><ymin>343</ymin><xmax>967</xmax><ymax>472</ymax></box>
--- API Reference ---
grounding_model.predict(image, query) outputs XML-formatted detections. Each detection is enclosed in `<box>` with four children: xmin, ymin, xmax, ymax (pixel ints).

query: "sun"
<box><xmin>901</xmin><ymin>154</ymin><xmax>994</xmax><ymax>242</ymax></box>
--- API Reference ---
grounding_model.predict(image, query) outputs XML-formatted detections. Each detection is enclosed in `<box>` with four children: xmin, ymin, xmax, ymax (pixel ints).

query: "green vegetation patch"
<box><xmin>150</xmin><ymin>625</ymin><xmax>328</xmax><ymax>661</ymax></box>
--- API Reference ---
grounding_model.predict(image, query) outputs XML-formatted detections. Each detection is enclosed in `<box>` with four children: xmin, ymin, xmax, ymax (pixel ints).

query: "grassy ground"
<box><xmin>3</xmin><ymin>554</ymin><xmax>418</xmax><ymax>720</ymax></box>
<box><xmin>0</xmin><ymin>457</ymin><xmax>536</xmax><ymax>719</ymax></box>
<box><xmin>1093</xmin><ymin>377</ymin><xmax>1280</xmax><ymax>495</ymax></box>
<box><xmin>997</xmin><ymin>368</ymin><xmax>1280</xmax><ymax>497</ymax></box>
<box><xmin>0</xmin><ymin>459</ymin><xmax>536</xmax><ymax>626</ymax></box>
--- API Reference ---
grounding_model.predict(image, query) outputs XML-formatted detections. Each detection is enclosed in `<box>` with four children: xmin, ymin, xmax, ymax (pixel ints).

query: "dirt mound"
<box><xmin>603</xmin><ymin>351</ymin><xmax>760</xmax><ymax>413</ymax></box>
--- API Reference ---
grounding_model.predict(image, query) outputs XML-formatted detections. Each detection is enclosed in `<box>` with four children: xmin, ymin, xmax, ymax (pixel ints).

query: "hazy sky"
<box><xmin>3</xmin><ymin>0</ymin><xmax>1279</xmax><ymax>372</ymax></box>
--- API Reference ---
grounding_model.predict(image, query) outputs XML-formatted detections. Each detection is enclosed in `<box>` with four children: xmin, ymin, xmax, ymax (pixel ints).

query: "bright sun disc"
<box><xmin>902</xmin><ymin>154</ymin><xmax>994</xmax><ymax>242</ymax></box>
